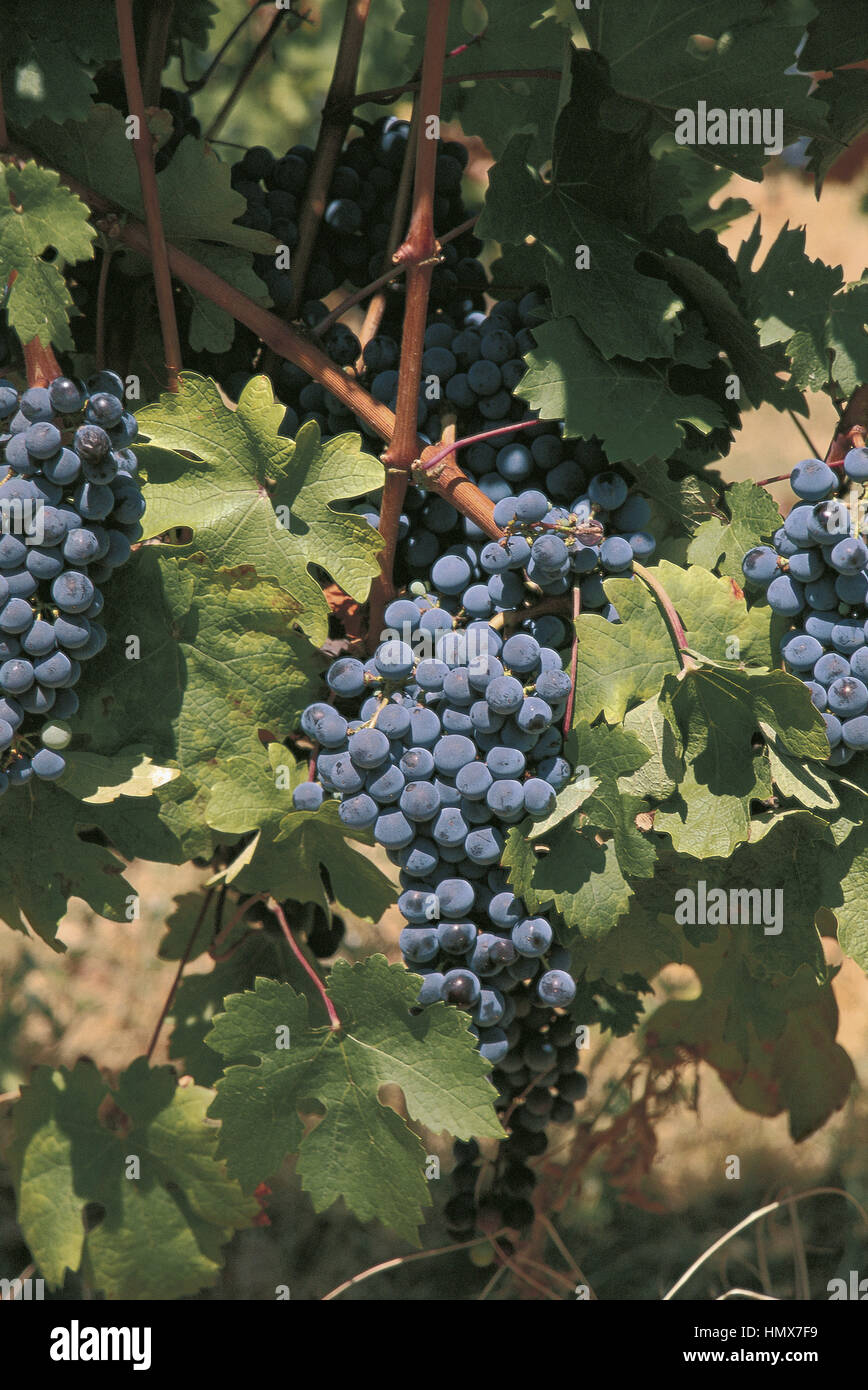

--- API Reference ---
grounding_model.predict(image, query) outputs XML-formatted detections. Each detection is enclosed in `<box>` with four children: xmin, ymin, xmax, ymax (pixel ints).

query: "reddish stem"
<box><xmin>23</xmin><ymin>338</ymin><xmax>62</xmax><ymax>388</ymax></box>
<box><xmin>210</xmin><ymin>891</ymin><xmax>264</xmax><ymax>959</ymax></box>
<box><xmin>94</xmin><ymin>244</ymin><xmax>113</xmax><ymax>374</ymax></box>
<box><xmin>270</xmin><ymin>898</ymin><xmax>341</xmax><ymax>1031</ymax></box>
<box><xmin>354</xmin><ymin>101</ymin><xmax>422</xmax><ymax>361</ymax></box>
<box><xmin>420</xmin><ymin>417</ymin><xmax>541</xmax><ymax>475</ymax></box>
<box><xmin>632</xmin><ymin>562</ymin><xmax>696</xmax><ymax>671</ymax></box>
<box><xmin>563</xmin><ymin>585</ymin><xmax>581</xmax><ymax>737</ymax></box>
<box><xmin>116</xmin><ymin>0</ymin><xmax>182</xmax><ymax>393</ymax></box>
<box><xmin>289</xmin><ymin>0</ymin><xmax>371</xmax><ymax>316</ymax></box>
<box><xmin>146</xmin><ymin>888</ymin><xmax>215</xmax><ymax>1061</ymax></box>
<box><xmin>383</xmin><ymin>0</ymin><xmax>452</xmax><ymax>467</ymax></box>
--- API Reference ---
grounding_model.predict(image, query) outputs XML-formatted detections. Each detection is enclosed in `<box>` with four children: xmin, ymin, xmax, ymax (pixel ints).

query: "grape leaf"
<box><xmin>738</xmin><ymin>221</ymin><xmax>844</xmax><ymax>363</ymax></box>
<box><xmin>762</xmin><ymin>725</ymin><xmax>839</xmax><ymax>814</ymax></box>
<box><xmin>582</xmin><ymin>0</ymin><xmax>828</xmax><ymax>179</ymax></box>
<box><xmin>687</xmin><ymin>479</ymin><xmax>783</xmax><ymax>582</ymax></box>
<box><xmin>569</xmin><ymin>905</ymin><xmax>682</xmax><ymax>986</ymax></box>
<box><xmin>203</xmin><ymin>745</ymin><xmax>396</xmax><ymax>923</ymax></box>
<box><xmin>181</xmin><ymin>241</ymin><xmax>271</xmax><ymax>354</ymax></box>
<box><xmin>137</xmin><ymin>375</ymin><xmax>384</xmax><ymax>644</ymax></box>
<box><xmin>807</xmin><ymin>71</ymin><xmax>868</xmax><ymax>185</ymax></box>
<box><xmin>654</xmin><ymin>556</ymin><xmax>781</xmax><ymax>665</ymax></box>
<box><xmin>7</xmin><ymin>1059</ymin><xmax>258</xmax><ymax>1298</ymax></box>
<box><xmin>620</xmin><ymin>696</ymin><xmax>684</xmax><ymax>801</ymax></box>
<box><xmin>801</xmin><ymin>0</ymin><xmax>868</xmax><ymax>71</ymax></box>
<box><xmin>503</xmin><ymin>822</ymin><xmax>634</xmax><ymax>936</ymax></box>
<box><xmin>660</xmin><ymin>662</ymin><xmax>830</xmax><ymax>800</ymax></box>
<box><xmin>206</xmin><ymin>961</ymin><xmax>503</xmax><ymax>1242</ymax></box>
<box><xmin>646</xmin><ymin>943</ymin><xmax>853</xmax><ymax>1141</ymax></box>
<box><xmin>0</xmin><ymin>0</ymin><xmax>118</xmax><ymax>128</ymax></box>
<box><xmin>74</xmin><ymin>549</ymin><xmax>322</xmax><ymax>774</ymax></box>
<box><xmin>815</xmin><ymin>819</ymin><xmax>868</xmax><ymax>971</ymax></box>
<box><xmin>654</xmin><ymin>761</ymin><xmax>769</xmax><ymax>859</ymax></box>
<box><xmin>479</xmin><ymin>134</ymin><xmax>682</xmax><ymax>362</ymax></box>
<box><xmin>0</xmin><ymin>162</ymin><xmax>95</xmax><ymax>349</ymax></box>
<box><xmin>0</xmin><ymin>781</ymin><xmax>135</xmax><ymax>948</ymax></box>
<box><xmin>572</xmin><ymin>578</ymin><xmax>681</xmax><ymax>725</ymax></box>
<box><xmin>27</xmin><ymin>107</ymin><xmax>275</xmax><ymax>256</ymax></box>
<box><xmin>398</xmin><ymin>0</ymin><xmax>565</xmax><ymax>158</ymax></box>
<box><xmin>517</xmin><ymin>318</ymin><xmax>726</xmax><ymax>463</ymax></box>
<box><xmin>788</xmin><ymin>275</ymin><xmax>868</xmax><ymax>396</ymax></box>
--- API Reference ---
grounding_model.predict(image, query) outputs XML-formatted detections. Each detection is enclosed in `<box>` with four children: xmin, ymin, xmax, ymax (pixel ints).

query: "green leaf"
<box><xmin>517</xmin><ymin>318</ymin><xmax>726</xmax><ymax>463</ymax></box>
<box><xmin>790</xmin><ymin>276</ymin><xmax>868</xmax><ymax>397</ymax></box>
<box><xmin>28</xmin><ymin>107</ymin><xmax>275</xmax><ymax>255</ymax></box>
<box><xmin>480</xmin><ymin>134</ymin><xmax>682</xmax><ymax>362</ymax></box>
<box><xmin>138</xmin><ymin>375</ymin><xmax>384</xmax><ymax>643</ymax></box>
<box><xmin>801</xmin><ymin>1</ymin><xmax>868</xmax><ymax>71</ymax></box>
<box><xmin>660</xmin><ymin>663</ymin><xmax>830</xmax><ymax>799</ymax></box>
<box><xmin>741</xmin><ymin>220</ymin><xmax>843</xmax><ymax>357</ymax></box>
<box><xmin>583</xmin><ymin>0</ymin><xmax>828</xmax><ymax>179</ymax></box>
<box><xmin>687</xmin><ymin>478</ymin><xmax>783</xmax><ymax>581</ymax></box>
<box><xmin>572</xmin><ymin>577</ymin><xmax>681</xmax><ymax>724</ymax></box>
<box><xmin>0</xmin><ymin>1</ymin><xmax>118</xmax><ymax>128</ymax></box>
<box><xmin>181</xmin><ymin>242</ymin><xmax>271</xmax><ymax>354</ymax></box>
<box><xmin>7</xmin><ymin>1058</ymin><xmax>258</xmax><ymax>1298</ymax></box>
<box><xmin>763</xmin><ymin>725</ymin><xmax>839</xmax><ymax>814</ymax></box>
<box><xmin>654</xmin><ymin>556</ymin><xmax>780</xmax><ymax>665</ymax></box>
<box><xmin>503</xmin><ymin>823</ymin><xmax>634</xmax><ymax>937</ymax></box>
<box><xmin>207</xmin><ymin>962</ymin><xmax>502</xmax><ymax>1242</ymax></box>
<box><xmin>203</xmin><ymin>746</ymin><xmax>395</xmax><ymax>922</ymax></box>
<box><xmin>0</xmin><ymin>782</ymin><xmax>136</xmax><ymax>948</ymax></box>
<box><xmin>398</xmin><ymin>0</ymin><xmax>565</xmax><ymax>158</ymax></box>
<box><xmin>0</xmin><ymin>162</ymin><xmax>95</xmax><ymax>349</ymax></box>
<box><xmin>654</xmin><ymin>762</ymin><xmax>760</xmax><ymax>859</ymax></box>
<box><xmin>620</xmin><ymin>696</ymin><xmax>683</xmax><ymax>801</ymax></box>
<box><xmin>807</xmin><ymin>70</ymin><xmax>868</xmax><ymax>186</ymax></box>
<box><xmin>74</xmin><ymin>549</ymin><xmax>322</xmax><ymax>775</ymax></box>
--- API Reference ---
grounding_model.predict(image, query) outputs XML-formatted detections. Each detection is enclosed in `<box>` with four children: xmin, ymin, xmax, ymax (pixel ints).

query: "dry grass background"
<box><xmin>1</xmin><ymin>161</ymin><xmax>867</xmax><ymax>1298</ymax></box>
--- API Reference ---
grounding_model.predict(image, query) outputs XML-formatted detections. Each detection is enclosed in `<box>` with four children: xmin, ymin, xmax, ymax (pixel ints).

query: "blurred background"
<box><xmin>1</xmin><ymin>0</ymin><xmax>867</xmax><ymax>1300</ymax></box>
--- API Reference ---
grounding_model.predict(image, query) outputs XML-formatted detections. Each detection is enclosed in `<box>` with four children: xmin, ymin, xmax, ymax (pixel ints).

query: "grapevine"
<box><xmin>0</xmin><ymin>0</ymin><xmax>865</xmax><ymax>1317</ymax></box>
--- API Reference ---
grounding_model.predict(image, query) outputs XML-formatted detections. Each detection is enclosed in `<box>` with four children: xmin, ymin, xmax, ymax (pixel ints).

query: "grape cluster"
<box><xmin>229</xmin><ymin>116</ymin><xmax>483</xmax><ymax>320</ymax></box>
<box><xmin>0</xmin><ymin>371</ymin><xmax>145</xmax><ymax>789</ymax></box>
<box><xmin>446</xmin><ymin>1004</ymin><xmax>588</xmax><ymax>1242</ymax></box>
<box><xmin>742</xmin><ymin>446</ymin><xmax>868</xmax><ymax>765</ymax></box>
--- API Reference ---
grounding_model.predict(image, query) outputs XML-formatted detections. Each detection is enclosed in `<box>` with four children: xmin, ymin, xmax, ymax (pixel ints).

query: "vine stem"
<box><xmin>288</xmin><ymin>0</ymin><xmax>371</xmax><ymax>317</ymax></box>
<box><xmin>367</xmin><ymin>0</ymin><xmax>453</xmax><ymax>638</ymax></box>
<box><xmin>204</xmin><ymin>7</ymin><xmax>294</xmax><ymax>143</ymax></box>
<box><xmin>321</xmin><ymin>1230</ymin><xmax>510</xmax><ymax>1299</ymax></box>
<box><xmin>0</xmin><ymin>66</ymin><xmax>7</xmax><ymax>148</ymax></box>
<box><xmin>632</xmin><ymin>561</ymin><xmax>697</xmax><ymax>671</ymax></box>
<box><xmin>418</xmin><ymin>417</ymin><xmax>541</xmax><ymax>476</ymax></box>
<box><xmin>2</xmin><ymin>148</ymin><xmax>502</xmax><ymax>535</ymax></box>
<box><xmin>145</xmin><ymin>887</ymin><xmax>215</xmax><ymax>1062</ymax></box>
<box><xmin>115</xmin><ymin>0</ymin><xmax>183</xmax><ymax>393</ymax></box>
<box><xmin>209</xmin><ymin>891</ymin><xmax>265</xmax><ymax>958</ymax></box>
<box><xmin>184</xmin><ymin>0</ymin><xmax>271</xmax><ymax>97</ymax></box>
<box><xmin>269</xmin><ymin>898</ymin><xmax>341</xmax><ymax>1032</ymax></box>
<box><xmin>826</xmin><ymin>388</ymin><xmax>868</xmax><ymax>464</ymax></box>
<box><xmin>22</xmin><ymin>338</ymin><xmax>62</xmax><ymax>389</ymax></box>
<box><xmin>141</xmin><ymin>0</ymin><xmax>175</xmax><ymax>109</ymax></box>
<box><xmin>563</xmin><ymin>584</ymin><xmax>581</xmax><ymax>736</ymax></box>
<box><xmin>352</xmin><ymin>68</ymin><xmax>562</xmax><ymax>106</ymax></box>
<box><xmin>94</xmin><ymin>244</ymin><xmax>114</xmax><ymax>373</ymax></box>
<box><xmin>354</xmin><ymin>98</ymin><xmax>421</xmax><ymax>360</ymax></box>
